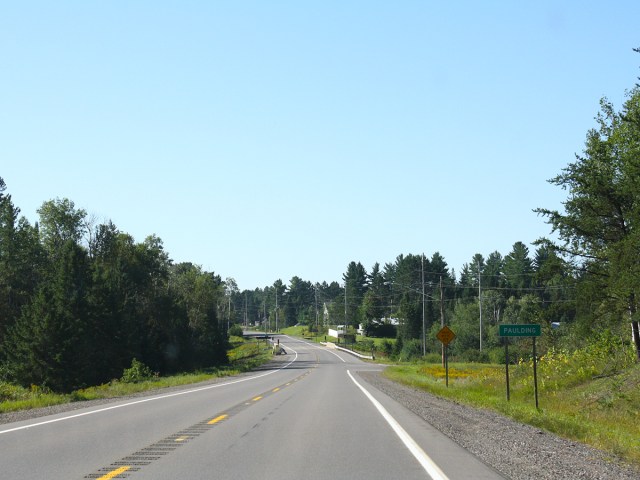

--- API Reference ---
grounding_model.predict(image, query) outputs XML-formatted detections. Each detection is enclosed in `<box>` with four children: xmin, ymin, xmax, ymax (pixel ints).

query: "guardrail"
<box><xmin>323</xmin><ymin>342</ymin><xmax>374</xmax><ymax>360</ymax></box>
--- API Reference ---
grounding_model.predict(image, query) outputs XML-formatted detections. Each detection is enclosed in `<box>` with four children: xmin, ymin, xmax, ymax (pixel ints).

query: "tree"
<box><xmin>503</xmin><ymin>241</ymin><xmax>533</xmax><ymax>296</ymax></box>
<box><xmin>223</xmin><ymin>277</ymin><xmax>239</xmax><ymax>329</ymax></box>
<box><xmin>484</xmin><ymin>251</ymin><xmax>504</xmax><ymax>289</ymax></box>
<box><xmin>390</xmin><ymin>254</ymin><xmax>425</xmax><ymax>342</ymax></box>
<box><xmin>360</xmin><ymin>263</ymin><xmax>389</xmax><ymax>334</ymax></box>
<box><xmin>536</xmin><ymin>83</ymin><xmax>640</xmax><ymax>360</ymax></box>
<box><xmin>5</xmin><ymin>240</ymin><xmax>94</xmax><ymax>391</ymax></box>
<box><xmin>37</xmin><ymin>198</ymin><xmax>87</xmax><ymax>256</ymax></box>
<box><xmin>0</xmin><ymin>181</ymin><xmax>44</xmax><ymax>348</ymax></box>
<box><xmin>342</xmin><ymin>261</ymin><xmax>368</xmax><ymax>330</ymax></box>
<box><xmin>285</xmin><ymin>276</ymin><xmax>314</xmax><ymax>327</ymax></box>
<box><xmin>170</xmin><ymin>263</ymin><xmax>227</xmax><ymax>369</ymax></box>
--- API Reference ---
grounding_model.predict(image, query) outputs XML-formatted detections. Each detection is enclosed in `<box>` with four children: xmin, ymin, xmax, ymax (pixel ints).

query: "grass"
<box><xmin>279</xmin><ymin>325</ymin><xmax>308</xmax><ymax>337</ymax></box>
<box><xmin>0</xmin><ymin>337</ymin><xmax>273</xmax><ymax>414</ymax></box>
<box><xmin>384</xmin><ymin>346</ymin><xmax>640</xmax><ymax>467</ymax></box>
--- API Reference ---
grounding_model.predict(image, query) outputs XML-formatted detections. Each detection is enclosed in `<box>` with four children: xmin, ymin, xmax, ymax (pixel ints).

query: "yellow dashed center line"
<box><xmin>207</xmin><ymin>414</ymin><xmax>228</xmax><ymax>425</ymax></box>
<box><xmin>98</xmin><ymin>466</ymin><xmax>130</xmax><ymax>479</ymax></box>
<box><xmin>86</xmin><ymin>364</ymin><xmax>314</xmax><ymax>479</ymax></box>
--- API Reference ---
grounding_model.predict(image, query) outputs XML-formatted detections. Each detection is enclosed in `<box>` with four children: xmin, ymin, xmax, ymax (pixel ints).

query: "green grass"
<box><xmin>384</xmin><ymin>351</ymin><xmax>640</xmax><ymax>467</ymax></box>
<box><xmin>0</xmin><ymin>338</ymin><xmax>273</xmax><ymax>414</ymax></box>
<box><xmin>279</xmin><ymin>325</ymin><xmax>307</xmax><ymax>337</ymax></box>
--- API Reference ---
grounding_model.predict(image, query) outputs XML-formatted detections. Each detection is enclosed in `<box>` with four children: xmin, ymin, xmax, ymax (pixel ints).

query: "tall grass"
<box><xmin>384</xmin><ymin>337</ymin><xmax>640</xmax><ymax>466</ymax></box>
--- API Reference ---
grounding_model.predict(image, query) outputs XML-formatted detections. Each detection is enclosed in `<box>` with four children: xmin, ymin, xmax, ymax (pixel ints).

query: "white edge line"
<box><xmin>0</xmin><ymin>348</ymin><xmax>299</xmax><ymax>436</ymax></box>
<box><xmin>347</xmin><ymin>369</ymin><xmax>450</xmax><ymax>480</ymax></box>
<box><xmin>281</xmin><ymin>334</ymin><xmax>346</xmax><ymax>363</ymax></box>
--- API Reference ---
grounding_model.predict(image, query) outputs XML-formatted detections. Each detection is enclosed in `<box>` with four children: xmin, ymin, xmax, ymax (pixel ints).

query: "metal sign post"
<box><xmin>436</xmin><ymin>326</ymin><xmax>456</xmax><ymax>388</ymax></box>
<box><xmin>533</xmin><ymin>336</ymin><xmax>539</xmax><ymax>409</ymax></box>
<box><xmin>504</xmin><ymin>337</ymin><xmax>510</xmax><ymax>401</ymax></box>
<box><xmin>499</xmin><ymin>324</ymin><xmax>542</xmax><ymax>408</ymax></box>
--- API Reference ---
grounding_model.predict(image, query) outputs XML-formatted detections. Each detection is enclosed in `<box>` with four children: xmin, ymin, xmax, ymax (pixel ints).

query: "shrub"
<box><xmin>121</xmin><ymin>359</ymin><xmax>154</xmax><ymax>383</ymax></box>
<box><xmin>0</xmin><ymin>382</ymin><xmax>29</xmax><ymax>402</ymax></box>
<box><xmin>393</xmin><ymin>336</ymin><xmax>404</xmax><ymax>357</ymax></box>
<box><xmin>457</xmin><ymin>348</ymin><xmax>490</xmax><ymax>363</ymax></box>
<box><xmin>399</xmin><ymin>340</ymin><xmax>422</xmax><ymax>362</ymax></box>
<box><xmin>424</xmin><ymin>353</ymin><xmax>442</xmax><ymax>364</ymax></box>
<box><xmin>381</xmin><ymin>340</ymin><xmax>394</xmax><ymax>357</ymax></box>
<box><xmin>228</xmin><ymin>324</ymin><xmax>244</xmax><ymax>337</ymax></box>
<box><xmin>488</xmin><ymin>347</ymin><xmax>507</xmax><ymax>364</ymax></box>
<box><xmin>357</xmin><ymin>339</ymin><xmax>375</xmax><ymax>353</ymax></box>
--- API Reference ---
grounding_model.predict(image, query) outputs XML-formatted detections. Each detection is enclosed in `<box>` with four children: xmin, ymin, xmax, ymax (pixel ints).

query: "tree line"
<box><xmin>225</xmin><ymin>244</ymin><xmax>577</xmax><ymax>361</ymax></box>
<box><xmin>0</xmin><ymin>190</ymin><xmax>228</xmax><ymax>392</ymax></box>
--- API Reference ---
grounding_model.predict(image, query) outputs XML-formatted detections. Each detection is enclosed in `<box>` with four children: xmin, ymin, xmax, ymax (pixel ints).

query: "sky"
<box><xmin>1</xmin><ymin>1</ymin><xmax>639</xmax><ymax>291</ymax></box>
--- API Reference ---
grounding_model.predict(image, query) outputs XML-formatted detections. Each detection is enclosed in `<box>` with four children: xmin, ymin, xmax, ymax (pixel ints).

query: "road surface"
<box><xmin>0</xmin><ymin>336</ymin><xmax>505</xmax><ymax>479</ymax></box>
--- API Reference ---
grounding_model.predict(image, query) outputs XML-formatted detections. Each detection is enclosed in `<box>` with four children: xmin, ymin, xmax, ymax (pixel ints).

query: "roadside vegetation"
<box><xmin>0</xmin><ymin>336</ymin><xmax>272</xmax><ymax>414</ymax></box>
<box><xmin>384</xmin><ymin>334</ymin><xmax>640</xmax><ymax>467</ymax></box>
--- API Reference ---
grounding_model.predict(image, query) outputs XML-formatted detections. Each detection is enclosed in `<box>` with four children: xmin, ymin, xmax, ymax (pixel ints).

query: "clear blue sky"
<box><xmin>2</xmin><ymin>1</ymin><xmax>639</xmax><ymax>290</ymax></box>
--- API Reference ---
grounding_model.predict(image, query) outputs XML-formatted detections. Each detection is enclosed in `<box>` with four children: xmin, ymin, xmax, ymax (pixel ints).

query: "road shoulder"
<box><xmin>358</xmin><ymin>370</ymin><xmax>639</xmax><ymax>480</ymax></box>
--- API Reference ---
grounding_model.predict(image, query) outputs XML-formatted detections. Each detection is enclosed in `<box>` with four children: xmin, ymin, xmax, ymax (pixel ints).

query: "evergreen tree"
<box><xmin>342</xmin><ymin>261</ymin><xmax>368</xmax><ymax>331</ymax></box>
<box><xmin>0</xmin><ymin>181</ymin><xmax>44</xmax><ymax>349</ymax></box>
<box><xmin>536</xmin><ymin>83</ymin><xmax>640</xmax><ymax>359</ymax></box>
<box><xmin>360</xmin><ymin>263</ymin><xmax>389</xmax><ymax>334</ymax></box>
<box><xmin>5</xmin><ymin>241</ymin><xmax>94</xmax><ymax>391</ymax></box>
<box><xmin>503</xmin><ymin>241</ymin><xmax>534</xmax><ymax>297</ymax></box>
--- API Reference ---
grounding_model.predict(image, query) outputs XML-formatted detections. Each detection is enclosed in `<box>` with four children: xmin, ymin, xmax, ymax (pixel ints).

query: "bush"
<box><xmin>488</xmin><ymin>347</ymin><xmax>507</xmax><ymax>364</ymax></box>
<box><xmin>399</xmin><ymin>340</ymin><xmax>422</xmax><ymax>362</ymax></box>
<box><xmin>121</xmin><ymin>359</ymin><xmax>154</xmax><ymax>383</ymax></box>
<box><xmin>457</xmin><ymin>348</ymin><xmax>490</xmax><ymax>363</ymax></box>
<box><xmin>358</xmin><ymin>339</ymin><xmax>375</xmax><ymax>352</ymax></box>
<box><xmin>0</xmin><ymin>382</ymin><xmax>29</xmax><ymax>402</ymax></box>
<box><xmin>393</xmin><ymin>336</ymin><xmax>404</xmax><ymax>357</ymax></box>
<box><xmin>381</xmin><ymin>340</ymin><xmax>394</xmax><ymax>357</ymax></box>
<box><xmin>228</xmin><ymin>324</ymin><xmax>244</xmax><ymax>337</ymax></box>
<box><xmin>343</xmin><ymin>333</ymin><xmax>356</xmax><ymax>344</ymax></box>
<box><xmin>424</xmin><ymin>352</ymin><xmax>442</xmax><ymax>364</ymax></box>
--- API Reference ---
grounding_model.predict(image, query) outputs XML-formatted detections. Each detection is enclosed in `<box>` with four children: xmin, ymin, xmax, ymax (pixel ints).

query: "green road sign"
<box><xmin>499</xmin><ymin>324</ymin><xmax>541</xmax><ymax>337</ymax></box>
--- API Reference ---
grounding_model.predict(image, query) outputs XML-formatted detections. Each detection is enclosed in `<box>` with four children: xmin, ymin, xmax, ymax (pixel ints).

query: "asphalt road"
<box><xmin>0</xmin><ymin>336</ymin><xmax>505</xmax><ymax>480</ymax></box>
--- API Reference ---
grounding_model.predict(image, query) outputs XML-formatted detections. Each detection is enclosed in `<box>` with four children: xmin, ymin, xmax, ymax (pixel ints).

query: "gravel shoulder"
<box><xmin>358</xmin><ymin>370</ymin><xmax>639</xmax><ymax>480</ymax></box>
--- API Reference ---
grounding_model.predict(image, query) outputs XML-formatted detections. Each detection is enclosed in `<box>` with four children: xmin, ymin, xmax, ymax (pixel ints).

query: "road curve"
<box><xmin>1</xmin><ymin>336</ymin><xmax>504</xmax><ymax>480</ymax></box>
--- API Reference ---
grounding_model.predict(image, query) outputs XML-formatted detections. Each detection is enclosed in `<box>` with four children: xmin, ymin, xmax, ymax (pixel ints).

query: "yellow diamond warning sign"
<box><xmin>436</xmin><ymin>326</ymin><xmax>456</xmax><ymax>346</ymax></box>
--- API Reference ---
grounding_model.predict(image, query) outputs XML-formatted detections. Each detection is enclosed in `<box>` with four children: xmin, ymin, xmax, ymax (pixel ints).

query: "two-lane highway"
<box><xmin>1</xmin><ymin>336</ymin><xmax>505</xmax><ymax>479</ymax></box>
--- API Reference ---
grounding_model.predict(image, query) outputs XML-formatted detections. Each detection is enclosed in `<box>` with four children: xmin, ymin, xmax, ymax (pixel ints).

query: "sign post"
<box><xmin>436</xmin><ymin>326</ymin><xmax>456</xmax><ymax>387</ymax></box>
<box><xmin>504</xmin><ymin>337</ymin><xmax>510</xmax><ymax>401</ymax></box>
<box><xmin>498</xmin><ymin>324</ymin><xmax>541</xmax><ymax>408</ymax></box>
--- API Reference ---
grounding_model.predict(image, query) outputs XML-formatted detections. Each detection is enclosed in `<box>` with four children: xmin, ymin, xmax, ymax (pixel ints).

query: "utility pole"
<box><xmin>344</xmin><ymin>283</ymin><xmax>347</xmax><ymax>344</ymax></box>
<box><xmin>421</xmin><ymin>253</ymin><xmax>426</xmax><ymax>356</ymax></box>
<box><xmin>478</xmin><ymin>259</ymin><xmax>483</xmax><ymax>352</ymax></box>
<box><xmin>275</xmin><ymin>286</ymin><xmax>279</xmax><ymax>333</ymax></box>
<box><xmin>440</xmin><ymin>275</ymin><xmax>445</xmax><ymax>366</ymax></box>
<box><xmin>315</xmin><ymin>283</ymin><xmax>319</xmax><ymax>336</ymax></box>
